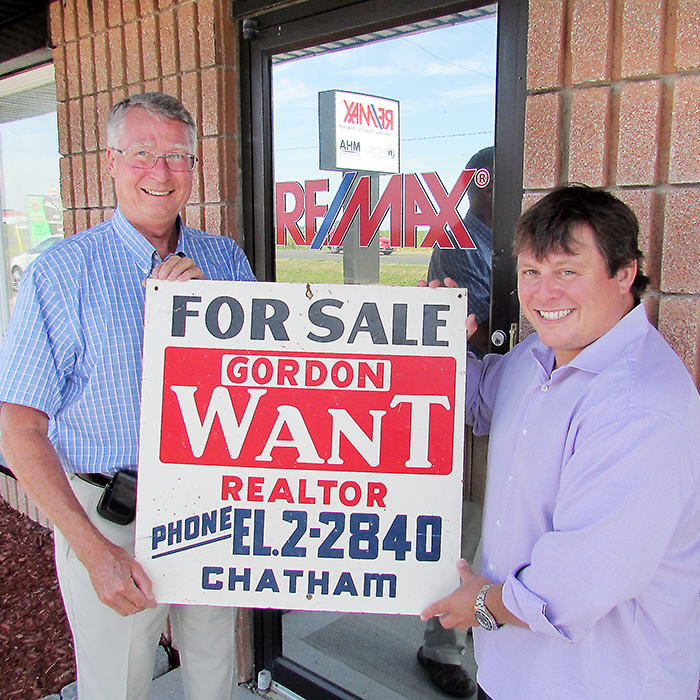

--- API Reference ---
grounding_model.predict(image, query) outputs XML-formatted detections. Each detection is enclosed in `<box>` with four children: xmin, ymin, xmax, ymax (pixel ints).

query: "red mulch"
<box><xmin>0</xmin><ymin>498</ymin><xmax>76</xmax><ymax>700</ymax></box>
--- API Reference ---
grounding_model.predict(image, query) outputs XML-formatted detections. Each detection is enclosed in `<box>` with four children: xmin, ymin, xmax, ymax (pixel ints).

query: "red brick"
<box><xmin>190</xmin><ymin>141</ymin><xmax>203</xmax><ymax>203</ymax></box>
<box><xmin>76</xmin><ymin>0</ymin><xmax>91</xmax><ymax>37</ymax></box>
<box><xmin>79</xmin><ymin>37</ymin><xmax>96</xmax><ymax>95</ymax></box>
<box><xmin>178</xmin><ymin>3</ymin><xmax>198</xmax><ymax>73</ymax></box>
<box><xmin>181</xmin><ymin>71</ymin><xmax>200</xmax><ymax>129</ymax></box>
<box><xmin>107</xmin><ymin>1</ymin><xmax>123</xmax><ymax>28</ymax></box>
<box><xmin>62</xmin><ymin>208</ymin><xmax>76</xmax><ymax>237</ymax></box>
<box><xmin>201</xmin><ymin>137</ymin><xmax>221</xmax><ymax>203</ymax></box>
<box><xmin>54</xmin><ymin>47</ymin><xmax>68</xmax><ymax>103</ymax></box>
<box><xmin>569</xmin><ymin>87</ymin><xmax>609</xmax><ymax>186</ymax></box>
<box><xmin>185</xmin><ymin>204</ymin><xmax>204</xmax><ymax>230</ymax></box>
<box><xmin>657</xmin><ymin>296</ymin><xmax>699</xmax><ymax>383</ymax></box>
<box><xmin>124</xmin><ymin>22</ymin><xmax>143</xmax><ymax>86</ymax></box>
<box><xmin>222</xmin><ymin>203</ymin><xmax>241</xmax><ymax>242</ymax></box>
<box><xmin>198</xmin><ymin>0</ymin><xmax>218</xmax><ymax>68</ymax></box>
<box><xmin>523</xmin><ymin>92</ymin><xmax>561</xmax><ymax>189</ymax></box>
<box><xmin>83</xmin><ymin>94</ymin><xmax>98</xmax><ymax>152</ymax></box>
<box><xmin>570</xmin><ymin>0</ymin><xmax>611</xmax><ymax>84</ymax></box>
<box><xmin>49</xmin><ymin>0</ymin><xmax>64</xmax><ymax>45</ymax></box>
<box><xmin>141</xmin><ymin>15</ymin><xmax>160</xmax><ymax>80</ymax></box>
<box><xmin>122</xmin><ymin>0</ymin><xmax>139</xmax><ymax>23</ymax></box>
<box><xmin>74</xmin><ymin>209</ymin><xmax>89</xmax><ymax>234</ymax></box>
<box><xmin>89</xmin><ymin>208</ymin><xmax>104</xmax><ymax>228</ymax></box>
<box><xmin>65</xmin><ymin>42</ymin><xmax>81</xmax><ymax>98</ymax></box>
<box><xmin>140</xmin><ymin>0</ymin><xmax>157</xmax><ymax>15</ymax></box>
<box><xmin>204</xmin><ymin>204</ymin><xmax>223</xmax><ymax>236</ymax></box>
<box><xmin>60</xmin><ymin>156</ymin><xmax>73</xmax><ymax>209</ymax></box>
<box><xmin>56</xmin><ymin>101</ymin><xmax>69</xmax><ymax>155</ymax></box>
<box><xmin>220</xmin><ymin>136</ymin><xmax>239</xmax><ymax>203</ymax></box>
<box><xmin>162</xmin><ymin>75</ymin><xmax>180</xmax><ymax>101</ymax></box>
<box><xmin>96</xmin><ymin>92</ymin><xmax>111</xmax><ymax>150</ymax></box>
<box><xmin>91</xmin><ymin>0</ymin><xmax>107</xmax><ymax>33</ymax></box>
<box><xmin>72</xmin><ymin>155</ymin><xmax>87</xmax><ymax>209</ymax></box>
<box><xmin>159</xmin><ymin>9</ymin><xmax>178</xmax><ymax>76</ymax></box>
<box><xmin>68</xmin><ymin>99</ymin><xmax>83</xmax><ymax>154</ymax></box>
<box><xmin>62</xmin><ymin>0</ymin><xmax>78</xmax><ymax>42</ymax></box>
<box><xmin>222</xmin><ymin>68</ymin><xmax>239</xmax><ymax>136</ymax></box>
<box><xmin>144</xmin><ymin>79</ymin><xmax>161</xmax><ymax>93</ymax></box>
<box><xmin>660</xmin><ymin>189</ymin><xmax>700</xmax><ymax>294</ymax></box>
<box><xmin>85</xmin><ymin>152</ymin><xmax>100</xmax><ymax>208</ymax></box>
<box><xmin>675</xmin><ymin>0</ymin><xmax>700</xmax><ymax>71</ymax></box>
<box><xmin>669</xmin><ymin>75</ymin><xmax>700</xmax><ymax>184</ymax></box>
<box><xmin>526</xmin><ymin>0</ymin><xmax>564</xmax><ymax>90</ymax></box>
<box><xmin>614</xmin><ymin>188</ymin><xmax>656</xmax><ymax>283</ymax></box>
<box><xmin>620</xmin><ymin>0</ymin><xmax>662</xmax><ymax>77</ymax></box>
<box><xmin>100</xmin><ymin>157</ymin><xmax>116</xmax><ymax>208</ymax></box>
<box><xmin>93</xmin><ymin>33</ymin><xmax>110</xmax><ymax>93</ymax></box>
<box><xmin>616</xmin><ymin>80</ymin><xmax>660</xmax><ymax>186</ymax></box>
<box><xmin>159</xmin><ymin>0</ymin><xmax>176</xmax><ymax>10</ymax></box>
<box><xmin>108</xmin><ymin>27</ymin><xmax>126</xmax><ymax>89</ymax></box>
<box><xmin>201</xmin><ymin>67</ymin><xmax>220</xmax><ymax>137</ymax></box>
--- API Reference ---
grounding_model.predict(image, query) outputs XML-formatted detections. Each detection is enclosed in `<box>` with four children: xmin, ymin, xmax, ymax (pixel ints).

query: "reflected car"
<box><xmin>10</xmin><ymin>235</ymin><xmax>64</xmax><ymax>291</ymax></box>
<box><xmin>328</xmin><ymin>235</ymin><xmax>394</xmax><ymax>255</ymax></box>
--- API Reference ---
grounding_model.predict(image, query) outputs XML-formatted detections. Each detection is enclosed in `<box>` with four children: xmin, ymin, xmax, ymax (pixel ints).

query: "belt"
<box><xmin>74</xmin><ymin>473</ymin><xmax>113</xmax><ymax>488</ymax></box>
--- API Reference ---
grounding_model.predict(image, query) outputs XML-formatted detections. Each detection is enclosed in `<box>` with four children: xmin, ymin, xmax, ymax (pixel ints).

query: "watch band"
<box><xmin>474</xmin><ymin>583</ymin><xmax>502</xmax><ymax>631</ymax></box>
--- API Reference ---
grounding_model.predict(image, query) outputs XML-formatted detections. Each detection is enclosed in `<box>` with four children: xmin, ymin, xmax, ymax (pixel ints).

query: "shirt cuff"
<box><xmin>501</xmin><ymin>569</ymin><xmax>574</xmax><ymax>641</ymax></box>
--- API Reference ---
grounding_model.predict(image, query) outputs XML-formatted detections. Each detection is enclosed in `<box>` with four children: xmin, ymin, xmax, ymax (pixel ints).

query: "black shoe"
<box><xmin>417</xmin><ymin>646</ymin><xmax>476</xmax><ymax>698</ymax></box>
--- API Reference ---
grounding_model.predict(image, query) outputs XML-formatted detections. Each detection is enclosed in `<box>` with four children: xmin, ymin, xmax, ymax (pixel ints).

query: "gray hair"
<box><xmin>106</xmin><ymin>93</ymin><xmax>197</xmax><ymax>151</ymax></box>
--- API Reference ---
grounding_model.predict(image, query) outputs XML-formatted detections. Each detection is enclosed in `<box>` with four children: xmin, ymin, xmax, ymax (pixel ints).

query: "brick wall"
<box><xmin>525</xmin><ymin>0</ymin><xmax>700</xmax><ymax>387</ymax></box>
<box><xmin>50</xmin><ymin>0</ymin><xmax>244</xmax><ymax>245</ymax></box>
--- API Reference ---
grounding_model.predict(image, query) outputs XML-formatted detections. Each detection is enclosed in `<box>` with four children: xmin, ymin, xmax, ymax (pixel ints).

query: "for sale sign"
<box><xmin>135</xmin><ymin>281</ymin><xmax>466</xmax><ymax>614</ymax></box>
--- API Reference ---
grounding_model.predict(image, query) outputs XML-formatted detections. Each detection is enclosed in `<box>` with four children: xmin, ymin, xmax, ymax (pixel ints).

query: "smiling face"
<box><xmin>517</xmin><ymin>224</ymin><xmax>637</xmax><ymax>367</ymax></box>
<box><xmin>107</xmin><ymin>107</ymin><xmax>194</xmax><ymax>255</ymax></box>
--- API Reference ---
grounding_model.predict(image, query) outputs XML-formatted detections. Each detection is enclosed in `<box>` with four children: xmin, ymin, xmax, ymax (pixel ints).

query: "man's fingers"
<box><xmin>420</xmin><ymin>597</ymin><xmax>448</xmax><ymax>622</ymax></box>
<box><xmin>130</xmin><ymin>561</ymin><xmax>157</xmax><ymax>606</ymax></box>
<box><xmin>151</xmin><ymin>256</ymin><xmax>205</xmax><ymax>281</ymax></box>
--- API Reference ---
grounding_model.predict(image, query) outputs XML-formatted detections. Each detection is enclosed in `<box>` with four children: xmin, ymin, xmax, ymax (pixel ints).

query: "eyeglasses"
<box><xmin>113</xmin><ymin>148</ymin><xmax>198</xmax><ymax>172</ymax></box>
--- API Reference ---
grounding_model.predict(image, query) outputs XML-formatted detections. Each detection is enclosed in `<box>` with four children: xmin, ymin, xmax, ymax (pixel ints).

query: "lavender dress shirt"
<box><xmin>466</xmin><ymin>303</ymin><xmax>700</xmax><ymax>699</ymax></box>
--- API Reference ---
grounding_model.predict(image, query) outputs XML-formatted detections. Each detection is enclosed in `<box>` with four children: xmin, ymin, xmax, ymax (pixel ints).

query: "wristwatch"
<box><xmin>474</xmin><ymin>583</ymin><xmax>502</xmax><ymax>631</ymax></box>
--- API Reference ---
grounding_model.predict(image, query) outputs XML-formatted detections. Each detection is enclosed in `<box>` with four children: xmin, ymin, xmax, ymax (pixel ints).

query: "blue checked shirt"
<box><xmin>0</xmin><ymin>207</ymin><xmax>255</xmax><ymax>475</ymax></box>
<box><xmin>426</xmin><ymin>210</ymin><xmax>492</xmax><ymax>325</ymax></box>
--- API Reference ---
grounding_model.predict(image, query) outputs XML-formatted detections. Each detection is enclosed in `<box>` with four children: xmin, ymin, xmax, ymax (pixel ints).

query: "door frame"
<box><xmin>236</xmin><ymin>0</ymin><xmax>528</xmax><ymax>695</ymax></box>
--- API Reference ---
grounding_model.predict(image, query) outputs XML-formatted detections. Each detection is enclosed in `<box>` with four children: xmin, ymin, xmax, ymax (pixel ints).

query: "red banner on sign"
<box><xmin>159</xmin><ymin>348</ymin><xmax>456</xmax><ymax>475</ymax></box>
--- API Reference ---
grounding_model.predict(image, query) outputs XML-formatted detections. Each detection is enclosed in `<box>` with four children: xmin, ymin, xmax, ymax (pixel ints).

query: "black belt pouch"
<box><xmin>96</xmin><ymin>470</ymin><xmax>137</xmax><ymax>525</ymax></box>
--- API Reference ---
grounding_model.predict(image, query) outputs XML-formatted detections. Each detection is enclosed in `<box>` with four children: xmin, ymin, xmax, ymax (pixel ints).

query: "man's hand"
<box><xmin>418</xmin><ymin>278</ymin><xmax>479</xmax><ymax>341</ymax></box>
<box><xmin>85</xmin><ymin>537</ymin><xmax>157</xmax><ymax>617</ymax></box>
<box><xmin>150</xmin><ymin>255</ymin><xmax>205</xmax><ymax>281</ymax></box>
<box><xmin>420</xmin><ymin>559</ymin><xmax>491</xmax><ymax>630</ymax></box>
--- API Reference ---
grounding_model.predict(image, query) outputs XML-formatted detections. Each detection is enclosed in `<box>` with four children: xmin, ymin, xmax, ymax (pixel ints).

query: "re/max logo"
<box><xmin>343</xmin><ymin>100</ymin><xmax>394</xmax><ymax>131</ymax></box>
<box><xmin>275</xmin><ymin>169</ymin><xmax>490</xmax><ymax>251</ymax></box>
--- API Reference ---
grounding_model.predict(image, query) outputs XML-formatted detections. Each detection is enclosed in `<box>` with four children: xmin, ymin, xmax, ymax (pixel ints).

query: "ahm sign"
<box><xmin>276</xmin><ymin>168</ymin><xmax>490</xmax><ymax>250</ymax></box>
<box><xmin>319</xmin><ymin>90</ymin><xmax>400</xmax><ymax>174</ymax></box>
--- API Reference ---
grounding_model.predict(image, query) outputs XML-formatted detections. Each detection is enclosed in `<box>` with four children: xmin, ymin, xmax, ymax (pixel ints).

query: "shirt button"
<box><xmin>489</xmin><ymin>563</ymin><xmax>495</xmax><ymax>571</ymax></box>
<box><xmin>496</xmin><ymin>520</ymin><xmax>502</xmax><ymax>526</ymax></box>
<box><xmin>522</xmin><ymin>428</ymin><xmax>528</xmax><ymax>435</ymax></box>
<box><xmin>508</xmin><ymin>474</ymin><xmax>513</xmax><ymax>481</ymax></box>
<box><xmin>541</xmin><ymin>384</ymin><xmax>549</xmax><ymax>392</ymax></box>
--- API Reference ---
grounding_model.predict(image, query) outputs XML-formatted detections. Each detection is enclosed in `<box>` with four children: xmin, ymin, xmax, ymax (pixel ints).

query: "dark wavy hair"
<box><xmin>513</xmin><ymin>185</ymin><xmax>650</xmax><ymax>300</ymax></box>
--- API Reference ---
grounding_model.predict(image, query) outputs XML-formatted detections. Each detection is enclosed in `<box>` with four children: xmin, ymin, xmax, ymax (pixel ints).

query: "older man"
<box><xmin>422</xmin><ymin>186</ymin><xmax>700</xmax><ymax>700</ymax></box>
<box><xmin>0</xmin><ymin>93</ymin><xmax>254</xmax><ymax>700</ymax></box>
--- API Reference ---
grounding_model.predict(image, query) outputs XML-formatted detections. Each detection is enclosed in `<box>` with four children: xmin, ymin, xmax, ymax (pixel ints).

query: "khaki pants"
<box><xmin>54</xmin><ymin>475</ymin><xmax>239</xmax><ymax>700</ymax></box>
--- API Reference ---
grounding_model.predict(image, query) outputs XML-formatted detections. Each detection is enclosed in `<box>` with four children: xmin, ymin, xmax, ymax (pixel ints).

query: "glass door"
<box><xmin>238</xmin><ymin>1</ymin><xmax>527</xmax><ymax>697</ymax></box>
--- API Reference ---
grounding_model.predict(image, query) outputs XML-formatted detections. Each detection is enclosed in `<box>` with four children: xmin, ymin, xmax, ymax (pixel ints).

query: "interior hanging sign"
<box><xmin>135</xmin><ymin>280</ymin><xmax>466</xmax><ymax>615</ymax></box>
<box><xmin>319</xmin><ymin>89</ymin><xmax>400</xmax><ymax>174</ymax></box>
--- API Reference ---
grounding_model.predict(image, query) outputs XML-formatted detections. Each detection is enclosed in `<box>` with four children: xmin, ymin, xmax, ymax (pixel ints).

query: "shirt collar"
<box><xmin>111</xmin><ymin>207</ymin><xmax>185</xmax><ymax>276</ymax></box>
<box><xmin>530</xmin><ymin>303</ymin><xmax>650</xmax><ymax>378</ymax></box>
